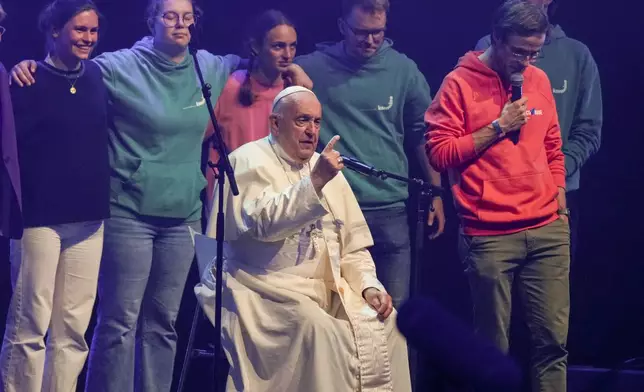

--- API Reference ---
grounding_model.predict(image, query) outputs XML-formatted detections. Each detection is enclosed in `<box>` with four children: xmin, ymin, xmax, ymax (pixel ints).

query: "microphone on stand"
<box><xmin>339</xmin><ymin>155</ymin><xmax>443</xmax><ymax>198</ymax></box>
<box><xmin>340</xmin><ymin>155</ymin><xmax>378</xmax><ymax>176</ymax></box>
<box><xmin>509</xmin><ymin>73</ymin><xmax>523</xmax><ymax>145</ymax></box>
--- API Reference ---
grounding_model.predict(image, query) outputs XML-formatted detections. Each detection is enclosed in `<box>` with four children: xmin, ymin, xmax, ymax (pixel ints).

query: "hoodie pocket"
<box><xmin>477</xmin><ymin>172</ymin><xmax>557</xmax><ymax>223</ymax></box>
<box><xmin>117</xmin><ymin>160</ymin><xmax>205</xmax><ymax>219</ymax></box>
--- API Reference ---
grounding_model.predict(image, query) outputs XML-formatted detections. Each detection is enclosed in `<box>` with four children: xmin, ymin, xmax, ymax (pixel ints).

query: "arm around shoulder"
<box><xmin>197</xmin><ymin>51</ymin><xmax>242</xmax><ymax>76</ymax></box>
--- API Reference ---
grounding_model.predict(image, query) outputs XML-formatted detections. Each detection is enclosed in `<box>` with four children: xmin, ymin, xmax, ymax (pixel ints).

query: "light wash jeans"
<box><xmin>1</xmin><ymin>220</ymin><xmax>104</xmax><ymax>392</ymax></box>
<box><xmin>84</xmin><ymin>216</ymin><xmax>200</xmax><ymax>392</ymax></box>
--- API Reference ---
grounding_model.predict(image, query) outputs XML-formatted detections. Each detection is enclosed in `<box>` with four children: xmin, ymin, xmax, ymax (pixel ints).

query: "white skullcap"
<box><xmin>271</xmin><ymin>86</ymin><xmax>316</xmax><ymax>112</ymax></box>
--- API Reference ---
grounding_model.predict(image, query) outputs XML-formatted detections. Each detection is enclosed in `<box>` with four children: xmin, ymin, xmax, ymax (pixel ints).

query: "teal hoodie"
<box><xmin>475</xmin><ymin>25</ymin><xmax>603</xmax><ymax>191</ymax></box>
<box><xmin>295</xmin><ymin>39</ymin><xmax>431</xmax><ymax>210</ymax></box>
<box><xmin>92</xmin><ymin>37</ymin><xmax>240</xmax><ymax>221</ymax></box>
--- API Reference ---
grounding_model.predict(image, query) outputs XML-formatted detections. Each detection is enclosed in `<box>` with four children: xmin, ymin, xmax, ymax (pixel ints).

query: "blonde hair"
<box><xmin>0</xmin><ymin>4</ymin><xmax>7</xmax><ymax>22</ymax></box>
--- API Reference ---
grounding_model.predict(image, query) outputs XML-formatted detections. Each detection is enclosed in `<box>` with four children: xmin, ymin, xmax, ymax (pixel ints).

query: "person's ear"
<box><xmin>269</xmin><ymin>113</ymin><xmax>280</xmax><ymax>136</ymax></box>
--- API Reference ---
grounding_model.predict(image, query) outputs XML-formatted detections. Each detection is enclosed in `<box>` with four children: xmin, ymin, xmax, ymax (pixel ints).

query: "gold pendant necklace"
<box><xmin>44</xmin><ymin>55</ymin><xmax>80</xmax><ymax>94</ymax></box>
<box><xmin>69</xmin><ymin>79</ymin><xmax>79</xmax><ymax>94</ymax></box>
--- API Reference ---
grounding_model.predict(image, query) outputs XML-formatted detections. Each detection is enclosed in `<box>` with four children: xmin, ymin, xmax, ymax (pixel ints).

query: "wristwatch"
<box><xmin>492</xmin><ymin>119</ymin><xmax>505</xmax><ymax>138</ymax></box>
<box><xmin>557</xmin><ymin>208</ymin><xmax>570</xmax><ymax>217</ymax></box>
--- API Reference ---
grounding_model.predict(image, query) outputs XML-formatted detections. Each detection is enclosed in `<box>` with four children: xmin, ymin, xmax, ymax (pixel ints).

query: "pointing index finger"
<box><xmin>323</xmin><ymin>135</ymin><xmax>340</xmax><ymax>153</ymax></box>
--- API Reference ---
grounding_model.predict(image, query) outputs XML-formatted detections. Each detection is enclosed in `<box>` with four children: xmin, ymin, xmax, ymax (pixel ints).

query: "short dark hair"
<box><xmin>492</xmin><ymin>0</ymin><xmax>549</xmax><ymax>43</ymax></box>
<box><xmin>341</xmin><ymin>0</ymin><xmax>390</xmax><ymax>18</ymax></box>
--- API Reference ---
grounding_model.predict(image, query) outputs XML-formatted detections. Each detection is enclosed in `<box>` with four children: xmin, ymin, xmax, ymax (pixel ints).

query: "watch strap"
<box><xmin>492</xmin><ymin>119</ymin><xmax>505</xmax><ymax>137</ymax></box>
<box><xmin>557</xmin><ymin>208</ymin><xmax>570</xmax><ymax>217</ymax></box>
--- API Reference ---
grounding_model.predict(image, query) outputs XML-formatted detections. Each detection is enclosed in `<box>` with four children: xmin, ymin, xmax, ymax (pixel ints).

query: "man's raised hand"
<box><xmin>311</xmin><ymin>135</ymin><xmax>344</xmax><ymax>193</ymax></box>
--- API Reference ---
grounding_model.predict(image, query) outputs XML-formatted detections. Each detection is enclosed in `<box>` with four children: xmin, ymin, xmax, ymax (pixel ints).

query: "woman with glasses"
<box><xmin>9</xmin><ymin>0</ymin><xmax>317</xmax><ymax>391</ymax></box>
<box><xmin>0</xmin><ymin>3</ymin><xmax>22</xmax><ymax>244</ymax></box>
<box><xmin>81</xmin><ymin>1</ymin><xmax>233</xmax><ymax>391</ymax></box>
<box><xmin>203</xmin><ymin>9</ymin><xmax>303</xmax><ymax>206</ymax></box>
<box><xmin>0</xmin><ymin>1</ymin><xmax>108</xmax><ymax>391</ymax></box>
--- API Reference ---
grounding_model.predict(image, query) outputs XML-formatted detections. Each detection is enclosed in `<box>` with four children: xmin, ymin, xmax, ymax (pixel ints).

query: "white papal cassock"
<box><xmin>194</xmin><ymin>136</ymin><xmax>411</xmax><ymax>391</ymax></box>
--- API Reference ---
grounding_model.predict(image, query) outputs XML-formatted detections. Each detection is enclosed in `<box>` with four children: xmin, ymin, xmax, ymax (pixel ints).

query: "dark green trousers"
<box><xmin>459</xmin><ymin>218</ymin><xmax>570</xmax><ymax>392</ymax></box>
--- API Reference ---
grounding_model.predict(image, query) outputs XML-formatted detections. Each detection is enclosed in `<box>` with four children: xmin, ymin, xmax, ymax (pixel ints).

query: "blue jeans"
<box><xmin>362</xmin><ymin>207</ymin><xmax>411</xmax><ymax>309</ymax></box>
<box><xmin>85</xmin><ymin>217</ymin><xmax>200</xmax><ymax>392</ymax></box>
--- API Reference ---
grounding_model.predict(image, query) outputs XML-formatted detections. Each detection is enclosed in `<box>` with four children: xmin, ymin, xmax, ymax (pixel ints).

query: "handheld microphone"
<box><xmin>340</xmin><ymin>155</ymin><xmax>377</xmax><ymax>176</ymax></box>
<box><xmin>509</xmin><ymin>73</ymin><xmax>523</xmax><ymax>145</ymax></box>
<box><xmin>397</xmin><ymin>297</ymin><xmax>522</xmax><ymax>391</ymax></box>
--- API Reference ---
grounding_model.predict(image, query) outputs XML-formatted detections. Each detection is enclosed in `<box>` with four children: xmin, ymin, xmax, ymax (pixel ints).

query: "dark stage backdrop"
<box><xmin>0</xmin><ymin>0</ymin><xmax>642</xmax><ymax>391</ymax></box>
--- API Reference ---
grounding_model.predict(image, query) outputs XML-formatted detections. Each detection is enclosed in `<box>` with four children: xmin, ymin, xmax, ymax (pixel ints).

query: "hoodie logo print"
<box><xmin>377</xmin><ymin>96</ymin><xmax>394</xmax><ymax>111</ymax></box>
<box><xmin>553</xmin><ymin>80</ymin><xmax>568</xmax><ymax>94</ymax></box>
<box><xmin>183</xmin><ymin>96</ymin><xmax>206</xmax><ymax>110</ymax></box>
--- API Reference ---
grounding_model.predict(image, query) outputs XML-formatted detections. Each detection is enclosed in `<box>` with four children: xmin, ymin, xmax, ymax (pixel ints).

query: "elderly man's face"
<box><xmin>270</xmin><ymin>93</ymin><xmax>322</xmax><ymax>163</ymax></box>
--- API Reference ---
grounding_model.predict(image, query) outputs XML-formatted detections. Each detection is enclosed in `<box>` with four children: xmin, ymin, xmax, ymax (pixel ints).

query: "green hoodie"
<box><xmin>475</xmin><ymin>25</ymin><xmax>603</xmax><ymax>191</ymax></box>
<box><xmin>295</xmin><ymin>39</ymin><xmax>431</xmax><ymax>210</ymax></box>
<box><xmin>92</xmin><ymin>37</ymin><xmax>240</xmax><ymax>221</ymax></box>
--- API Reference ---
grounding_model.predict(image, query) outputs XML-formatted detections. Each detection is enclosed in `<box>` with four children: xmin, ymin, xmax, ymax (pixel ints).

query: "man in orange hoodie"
<box><xmin>425</xmin><ymin>1</ymin><xmax>569</xmax><ymax>391</ymax></box>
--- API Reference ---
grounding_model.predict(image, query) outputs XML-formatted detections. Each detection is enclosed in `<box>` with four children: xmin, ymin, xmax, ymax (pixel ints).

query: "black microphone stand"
<box><xmin>342</xmin><ymin>159</ymin><xmax>442</xmax><ymax>392</ymax></box>
<box><xmin>189</xmin><ymin>45</ymin><xmax>239</xmax><ymax>392</ymax></box>
<box><xmin>341</xmin><ymin>161</ymin><xmax>441</xmax><ymax>295</ymax></box>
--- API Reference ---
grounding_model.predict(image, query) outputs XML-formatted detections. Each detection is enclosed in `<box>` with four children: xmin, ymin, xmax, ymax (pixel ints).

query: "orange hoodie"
<box><xmin>425</xmin><ymin>51</ymin><xmax>565</xmax><ymax>236</ymax></box>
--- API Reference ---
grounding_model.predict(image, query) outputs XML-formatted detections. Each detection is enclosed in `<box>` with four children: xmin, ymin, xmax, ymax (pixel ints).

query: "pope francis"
<box><xmin>195</xmin><ymin>86</ymin><xmax>411</xmax><ymax>392</ymax></box>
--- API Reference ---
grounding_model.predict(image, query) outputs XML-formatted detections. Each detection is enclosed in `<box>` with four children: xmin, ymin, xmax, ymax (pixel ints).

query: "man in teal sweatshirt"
<box><xmin>475</xmin><ymin>0</ymin><xmax>603</xmax><ymax>263</ymax></box>
<box><xmin>295</xmin><ymin>0</ymin><xmax>446</xmax><ymax>312</ymax></box>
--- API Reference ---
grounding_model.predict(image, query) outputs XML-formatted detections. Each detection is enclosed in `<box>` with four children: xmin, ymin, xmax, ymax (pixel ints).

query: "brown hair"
<box><xmin>38</xmin><ymin>0</ymin><xmax>101</xmax><ymax>53</ymax></box>
<box><xmin>492</xmin><ymin>0</ymin><xmax>549</xmax><ymax>43</ymax></box>
<box><xmin>239</xmin><ymin>9</ymin><xmax>295</xmax><ymax>107</ymax></box>
<box><xmin>341</xmin><ymin>0</ymin><xmax>390</xmax><ymax>18</ymax></box>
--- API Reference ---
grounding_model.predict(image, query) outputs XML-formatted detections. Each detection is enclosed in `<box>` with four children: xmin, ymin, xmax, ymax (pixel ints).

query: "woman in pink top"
<box><xmin>204</xmin><ymin>10</ymin><xmax>299</xmax><ymax>203</ymax></box>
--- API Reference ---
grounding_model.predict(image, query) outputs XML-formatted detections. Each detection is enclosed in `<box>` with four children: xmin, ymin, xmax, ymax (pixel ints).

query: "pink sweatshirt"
<box><xmin>204</xmin><ymin>70</ymin><xmax>284</xmax><ymax>202</ymax></box>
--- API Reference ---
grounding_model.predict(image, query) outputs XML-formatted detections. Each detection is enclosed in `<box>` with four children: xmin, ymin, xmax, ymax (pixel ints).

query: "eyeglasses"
<box><xmin>342</xmin><ymin>20</ymin><xmax>386</xmax><ymax>41</ymax></box>
<box><xmin>160</xmin><ymin>11</ymin><xmax>197</xmax><ymax>28</ymax></box>
<box><xmin>0</xmin><ymin>26</ymin><xmax>6</xmax><ymax>39</ymax></box>
<box><xmin>508</xmin><ymin>46</ymin><xmax>541</xmax><ymax>62</ymax></box>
